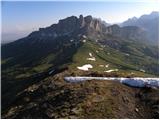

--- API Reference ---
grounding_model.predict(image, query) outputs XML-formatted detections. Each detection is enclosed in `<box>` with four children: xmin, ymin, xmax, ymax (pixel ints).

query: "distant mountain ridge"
<box><xmin>121</xmin><ymin>11</ymin><xmax>159</xmax><ymax>44</ymax></box>
<box><xmin>23</xmin><ymin>14</ymin><xmax>150</xmax><ymax>44</ymax></box>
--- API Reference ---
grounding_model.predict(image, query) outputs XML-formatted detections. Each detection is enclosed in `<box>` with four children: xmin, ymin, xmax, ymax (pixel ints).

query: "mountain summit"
<box><xmin>28</xmin><ymin>15</ymin><xmax>107</xmax><ymax>40</ymax></box>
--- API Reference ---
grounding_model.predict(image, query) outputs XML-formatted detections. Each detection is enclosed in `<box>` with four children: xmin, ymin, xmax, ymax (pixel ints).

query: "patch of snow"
<box><xmin>104</xmin><ymin>69</ymin><xmax>118</xmax><ymax>73</ymax></box>
<box><xmin>105</xmin><ymin>64</ymin><xmax>109</xmax><ymax>68</ymax></box>
<box><xmin>87</xmin><ymin>53</ymin><xmax>96</xmax><ymax>61</ymax></box>
<box><xmin>96</xmin><ymin>50</ymin><xmax>99</xmax><ymax>53</ymax></box>
<box><xmin>87</xmin><ymin>57</ymin><xmax>96</xmax><ymax>61</ymax></box>
<box><xmin>120</xmin><ymin>78</ymin><xmax>158</xmax><ymax>88</ymax></box>
<box><xmin>99</xmin><ymin>65</ymin><xmax>104</xmax><ymax>67</ymax></box>
<box><xmin>125</xmin><ymin>53</ymin><xmax>130</xmax><ymax>56</ymax></box>
<box><xmin>82</xmin><ymin>35</ymin><xmax>87</xmax><ymax>39</ymax></box>
<box><xmin>77</xmin><ymin>64</ymin><xmax>93</xmax><ymax>71</ymax></box>
<box><xmin>89</xmin><ymin>53</ymin><xmax>93</xmax><ymax>57</ymax></box>
<box><xmin>70</xmin><ymin>39</ymin><xmax>74</xmax><ymax>42</ymax></box>
<box><xmin>140</xmin><ymin>69</ymin><xmax>145</xmax><ymax>72</ymax></box>
<box><xmin>64</xmin><ymin>77</ymin><xmax>159</xmax><ymax>88</ymax></box>
<box><xmin>107</xmin><ymin>52</ymin><xmax>110</xmax><ymax>55</ymax></box>
<box><xmin>82</xmin><ymin>39</ymin><xmax>86</xmax><ymax>43</ymax></box>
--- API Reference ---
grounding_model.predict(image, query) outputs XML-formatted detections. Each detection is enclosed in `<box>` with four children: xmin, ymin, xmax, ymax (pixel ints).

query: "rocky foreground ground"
<box><xmin>2</xmin><ymin>71</ymin><xmax>159</xmax><ymax>119</ymax></box>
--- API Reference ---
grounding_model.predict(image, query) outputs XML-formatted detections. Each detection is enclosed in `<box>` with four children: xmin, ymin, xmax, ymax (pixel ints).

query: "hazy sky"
<box><xmin>1</xmin><ymin>1</ymin><xmax>159</xmax><ymax>43</ymax></box>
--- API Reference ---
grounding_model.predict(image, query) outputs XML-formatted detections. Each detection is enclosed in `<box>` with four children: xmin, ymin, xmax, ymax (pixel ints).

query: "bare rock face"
<box><xmin>94</xmin><ymin>20</ymin><xmax>101</xmax><ymax>32</ymax></box>
<box><xmin>84</xmin><ymin>15</ymin><xmax>93</xmax><ymax>24</ymax></box>
<box><xmin>106</xmin><ymin>24</ymin><xmax>121</xmax><ymax>35</ymax></box>
<box><xmin>27</xmin><ymin>14</ymin><xmax>148</xmax><ymax>43</ymax></box>
<box><xmin>57</xmin><ymin>16</ymin><xmax>79</xmax><ymax>34</ymax></box>
<box><xmin>79</xmin><ymin>15</ymin><xmax>85</xmax><ymax>28</ymax></box>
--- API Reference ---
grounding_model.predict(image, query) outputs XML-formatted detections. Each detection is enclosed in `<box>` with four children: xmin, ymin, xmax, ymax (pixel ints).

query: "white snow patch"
<box><xmin>107</xmin><ymin>52</ymin><xmax>110</xmax><ymax>55</ymax></box>
<box><xmin>104</xmin><ymin>69</ymin><xmax>118</xmax><ymax>73</ymax></box>
<box><xmin>140</xmin><ymin>69</ymin><xmax>145</xmax><ymax>72</ymax></box>
<box><xmin>70</xmin><ymin>39</ymin><xmax>74</xmax><ymax>42</ymax></box>
<box><xmin>82</xmin><ymin>35</ymin><xmax>87</xmax><ymax>39</ymax></box>
<box><xmin>89</xmin><ymin>53</ymin><xmax>93</xmax><ymax>57</ymax></box>
<box><xmin>120</xmin><ymin>78</ymin><xmax>158</xmax><ymax>88</ymax></box>
<box><xmin>77</xmin><ymin>64</ymin><xmax>93</xmax><ymax>71</ymax></box>
<box><xmin>105</xmin><ymin>64</ymin><xmax>109</xmax><ymax>68</ymax></box>
<box><xmin>87</xmin><ymin>53</ymin><xmax>96</xmax><ymax>61</ymax></box>
<box><xmin>96</xmin><ymin>50</ymin><xmax>99</xmax><ymax>53</ymax></box>
<box><xmin>99</xmin><ymin>65</ymin><xmax>104</xmax><ymax>67</ymax></box>
<box><xmin>125</xmin><ymin>53</ymin><xmax>130</xmax><ymax>56</ymax></box>
<box><xmin>87</xmin><ymin>57</ymin><xmax>96</xmax><ymax>61</ymax></box>
<box><xmin>64</xmin><ymin>77</ymin><xmax>159</xmax><ymax>88</ymax></box>
<box><xmin>82</xmin><ymin>39</ymin><xmax>86</xmax><ymax>43</ymax></box>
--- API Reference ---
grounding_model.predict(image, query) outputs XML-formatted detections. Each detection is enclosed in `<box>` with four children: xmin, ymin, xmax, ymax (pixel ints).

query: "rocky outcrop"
<box><xmin>2</xmin><ymin>71</ymin><xmax>159</xmax><ymax>119</ymax></box>
<box><xmin>28</xmin><ymin>15</ymin><xmax>108</xmax><ymax>40</ymax></box>
<box><xmin>27</xmin><ymin>15</ymin><xmax>148</xmax><ymax>43</ymax></box>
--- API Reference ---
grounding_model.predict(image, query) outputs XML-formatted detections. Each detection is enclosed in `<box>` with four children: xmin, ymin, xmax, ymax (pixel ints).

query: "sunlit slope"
<box><xmin>69</xmin><ymin>39</ymin><xmax>158</xmax><ymax>77</ymax></box>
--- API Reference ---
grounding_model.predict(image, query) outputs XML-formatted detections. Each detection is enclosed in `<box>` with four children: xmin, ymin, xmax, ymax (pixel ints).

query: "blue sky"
<box><xmin>1</xmin><ymin>1</ymin><xmax>159</xmax><ymax>43</ymax></box>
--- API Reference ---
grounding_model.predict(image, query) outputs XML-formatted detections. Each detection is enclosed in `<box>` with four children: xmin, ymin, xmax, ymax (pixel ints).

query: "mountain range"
<box><xmin>121</xmin><ymin>11</ymin><xmax>159</xmax><ymax>45</ymax></box>
<box><xmin>1</xmin><ymin>12</ymin><xmax>159</xmax><ymax>118</ymax></box>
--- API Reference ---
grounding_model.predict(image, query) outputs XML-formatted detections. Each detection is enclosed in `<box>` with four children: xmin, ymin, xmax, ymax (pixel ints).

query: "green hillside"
<box><xmin>68</xmin><ymin>39</ymin><xmax>158</xmax><ymax>77</ymax></box>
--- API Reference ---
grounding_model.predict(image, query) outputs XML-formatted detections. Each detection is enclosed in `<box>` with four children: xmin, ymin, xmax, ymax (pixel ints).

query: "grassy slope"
<box><xmin>69</xmin><ymin>39</ymin><xmax>157</xmax><ymax>77</ymax></box>
<box><xmin>2</xmin><ymin>36</ymin><xmax>158</xmax><ymax>80</ymax></box>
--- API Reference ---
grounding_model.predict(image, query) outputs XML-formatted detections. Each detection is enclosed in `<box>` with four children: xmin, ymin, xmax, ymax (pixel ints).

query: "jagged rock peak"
<box><xmin>84</xmin><ymin>15</ymin><xmax>93</xmax><ymax>24</ymax></box>
<box><xmin>79</xmin><ymin>15</ymin><xmax>85</xmax><ymax>27</ymax></box>
<box><xmin>28</xmin><ymin>15</ymin><xmax>107</xmax><ymax>39</ymax></box>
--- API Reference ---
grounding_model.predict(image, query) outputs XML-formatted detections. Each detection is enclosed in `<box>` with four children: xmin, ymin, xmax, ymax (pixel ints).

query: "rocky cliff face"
<box><xmin>28</xmin><ymin>15</ymin><xmax>149</xmax><ymax>43</ymax></box>
<box><xmin>28</xmin><ymin>15</ymin><xmax>107</xmax><ymax>40</ymax></box>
